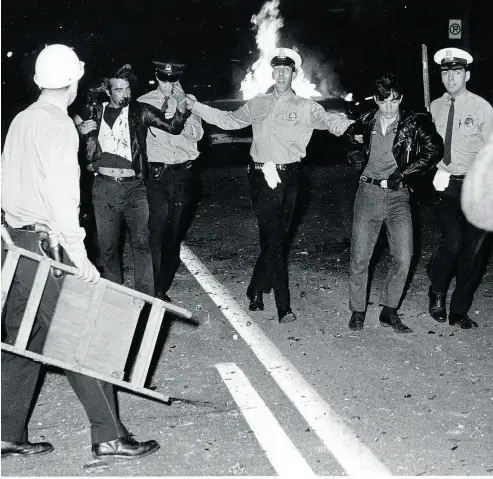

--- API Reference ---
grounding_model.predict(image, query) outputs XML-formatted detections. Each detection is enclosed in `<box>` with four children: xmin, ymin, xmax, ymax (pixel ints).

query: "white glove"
<box><xmin>433</xmin><ymin>170</ymin><xmax>451</xmax><ymax>192</ymax></box>
<box><xmin>261</xmin><ymin>161</ymin><xmax>281</xmax><ymax>189</ymax></box>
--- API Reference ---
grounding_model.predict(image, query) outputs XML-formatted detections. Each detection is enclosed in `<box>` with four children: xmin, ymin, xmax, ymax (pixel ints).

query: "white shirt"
<box><xmin>1</xmin><ymin>94</ymin><xmax>87</xmax><ymax>262</ymax></box>
<box><xmin>138</xmin><ymin>90</ymin><xmax>203</xmax><ymax>164</ymax></box>
<box><xmin>192</xmin><ymin>90</ymin><xmax>353</xmax><ymax>164</ymax></box>
<box><xmin>431</xmin><ymin>90</ymin><xmax>493</xmax><ymax>175</ymax></box>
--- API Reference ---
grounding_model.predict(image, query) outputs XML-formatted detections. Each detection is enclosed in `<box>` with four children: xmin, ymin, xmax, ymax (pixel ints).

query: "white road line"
<box><xmin>216</xmin><ymin>362</ymin><xmax>316</xmax><ymax>478</ymax></box>
<box><xmin>180</xmin><ymin>244</ymin><xmax>392</xmax><ymax>477</ymax></box>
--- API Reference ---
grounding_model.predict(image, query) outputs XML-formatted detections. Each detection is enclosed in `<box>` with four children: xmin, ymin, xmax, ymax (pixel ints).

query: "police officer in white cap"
<box><xmin>427</xmin><ymin>47</ymin><xmax>493</xmax><ymax>329</ymax></box>
<box><xmin>185</xmin><ymin>47</ymin><xmax>353</xmax><ymax>324</ymax></box>
<box><xmin>2</xmin><ymin>44</ymin><xmax>159</xmax><ymax>460</ymax></box>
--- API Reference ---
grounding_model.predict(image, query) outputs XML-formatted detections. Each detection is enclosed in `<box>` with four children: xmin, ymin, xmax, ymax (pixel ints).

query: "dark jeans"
<box><xmin>428</xmin><ymin>194</ymin><xmax>490</xmax><ymax>315</ymax></box>
<box><xmin>349</xmin><ymin>182</ymin><xmax>413</xmax><ymax>312</ymax></box>
<box><xmin>146</xmin><ymin>166</ymin><xmax>199</xmax><ymax>296</ymax></box>
<box><xmin>1</xmin><ymin>228</ymin><xmax>128</xmax><ymax>444</ymax></box>
<box><xmin>92</xmin><ymin>176</ymin><xmax>154</xmax><ymax>296</ymax></box>
<box><xmin>247</xmin><ymin>165</ymin><xmax>300</xmax><ymax>315</ymax></box>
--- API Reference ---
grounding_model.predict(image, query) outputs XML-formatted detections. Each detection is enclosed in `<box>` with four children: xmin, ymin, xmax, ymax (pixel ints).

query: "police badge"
<box><xmin>464</xmin><ymin>116</ymin><xmax>474</xmax><ymax>127</ymax></box>
<box><xmin>288</xmin><ymin>111</ymin><xmax>297</xmax><ymax>121</ymax></box>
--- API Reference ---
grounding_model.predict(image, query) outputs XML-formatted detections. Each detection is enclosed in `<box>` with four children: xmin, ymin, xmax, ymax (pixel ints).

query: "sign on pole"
<box><xmin>449</xmin><ymin>19</ymin><xmax>462</xmax><ymax>39</ymax></box>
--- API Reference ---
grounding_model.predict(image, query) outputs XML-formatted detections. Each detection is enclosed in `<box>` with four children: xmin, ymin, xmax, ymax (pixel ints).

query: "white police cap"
<box><xmin>434</xmin><ymin>48</ymin><xmax>473</xmax><ymax>70</ymax></box>
<box><xmin>269</xmin><ymin>48</ymin><xmax>302</xmax><ymax>69</ymax></box>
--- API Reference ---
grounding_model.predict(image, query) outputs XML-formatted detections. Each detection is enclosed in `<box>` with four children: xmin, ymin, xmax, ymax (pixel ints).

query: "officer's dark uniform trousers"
<box><xmin>1</xmin><ymin>228</ymin><xmax>128</xmax><ymax>444</ymax></box>
<box><xmin>247</xmin><ymin>164</ymin><xmax>300</xmax><ymax>315</ymax></box>
<box><xmin>146</xmin><ymin>162</ymin><xmax>198</xmax><ymax>296</ymax></box>
<box><xmin>429</xmin><ymin>183</ymin><xmax>490</xmax><ymax>315</ymax></box>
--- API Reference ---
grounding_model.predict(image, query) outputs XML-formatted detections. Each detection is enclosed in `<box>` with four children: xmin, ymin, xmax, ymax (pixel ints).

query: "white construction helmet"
<box><xmin>34</xmin><ymin>44</ymin><xmax>85</xmax><ymax>89</ymax></box>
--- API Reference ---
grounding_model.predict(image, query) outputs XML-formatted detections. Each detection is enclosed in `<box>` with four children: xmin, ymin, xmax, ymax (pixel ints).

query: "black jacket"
<box><xmin>79</xmin><ymin>100</ymin><xmax>189</xmax><ymax>180</ymax></box>
<box><xmin>342</xmin><ymin>108</ymin><xmax>443</xmax><ymax>185</ymax></box>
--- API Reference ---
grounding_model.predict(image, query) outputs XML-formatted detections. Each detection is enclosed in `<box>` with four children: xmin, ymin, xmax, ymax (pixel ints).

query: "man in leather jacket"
<box><xmin>342</xmin><ymin>73</ymin><xmax>443</xmax><ymax>333</ymax></box>
<box><xmin>75</xmin><ymin>64</ymin><xmax>189</xmax><ymax>295</ymax></box>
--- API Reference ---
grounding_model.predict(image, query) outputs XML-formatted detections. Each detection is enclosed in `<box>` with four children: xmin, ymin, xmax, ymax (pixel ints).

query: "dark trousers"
<box><xmin>349</xmin><ymin>183</ymin><xmax>413</xmax><ymax>312</ymax></box>
<box><xmin>1</xmin><ymin>228</ymin><xmax>128</xmax><ymax>444</ymax></box>
<box><xmin>146</xmin><ymin>166</ymin><xmax>199</xmax><ymax>296</ymax></box>
<box><xmin>92</xmin><ymin>176</ymin><xmax>154</xmax><ymax>296</ymax></box>
<box><xmin>247</xmin><ymin>165</ymin><xmax>300</xmax><ymax>315</ymax></box>
<box><xmin>428</xmin><ymin>194</ymin><xmax>490</xmax><ymax>315</ymax></box>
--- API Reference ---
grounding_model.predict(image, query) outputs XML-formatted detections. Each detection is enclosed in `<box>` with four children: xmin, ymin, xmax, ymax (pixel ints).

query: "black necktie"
<box><xmin>443</xmin><ymin>98</ymin><xmax>455</xmax><ymax>166</ymax></box>
<box><xmin>161</xmin><ymin>96</ymin><xmax>169</xmax><ymax>113</ymax></box>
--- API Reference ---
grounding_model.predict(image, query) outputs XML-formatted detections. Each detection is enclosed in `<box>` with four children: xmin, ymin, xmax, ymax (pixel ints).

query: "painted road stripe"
<box><xmin>181</xmin><ymin>244</ymin><xmax>392</xmax><ymax>477</ymax></box>
<box><xmin>216</xmin><ymin>362</ymin><xmax>316</xmax><ymax>477</ymax></box>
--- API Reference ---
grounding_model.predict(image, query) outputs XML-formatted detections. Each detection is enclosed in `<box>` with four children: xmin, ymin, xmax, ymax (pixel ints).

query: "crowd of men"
<box><xmin>1</xmin><ymin>42</ymin><xmax>492</xmax><ymax>461</ymax></box>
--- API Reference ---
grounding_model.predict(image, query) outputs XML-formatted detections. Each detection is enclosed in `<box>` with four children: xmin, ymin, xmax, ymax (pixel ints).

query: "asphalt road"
<box><xmin>2</xmin><ymin>145</ymin><xmax>493</xmax><ymax>477</ymax></box>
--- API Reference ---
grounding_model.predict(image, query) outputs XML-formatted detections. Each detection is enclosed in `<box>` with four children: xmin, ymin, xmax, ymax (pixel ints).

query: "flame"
<box><xmin>240</xmin><ymin>0</ymin><xmax>321</xmax><ymax>100</ymax></box>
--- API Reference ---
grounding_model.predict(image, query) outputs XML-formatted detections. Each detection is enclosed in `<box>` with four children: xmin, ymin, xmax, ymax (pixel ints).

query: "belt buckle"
<box><xmin>379</xmin><ymin>179</ymin><xmax>388</xmax><ymax>189</ymax></box>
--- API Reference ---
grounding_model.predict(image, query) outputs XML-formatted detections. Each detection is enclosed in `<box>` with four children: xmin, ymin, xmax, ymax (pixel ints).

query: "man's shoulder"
<box><xmin>137</xmin><ymin>89</ymin><xmax>160</xmax><ymax>104</ymax></box>
<box><xmin>431</xmin><ymin>93</ymin><xmax>447</xmax><ymax>106</ymax></box>
<box><xmin>464</xmin><ymin>90</ymin><xmax>493</xmax><ymax>110</ymax></box>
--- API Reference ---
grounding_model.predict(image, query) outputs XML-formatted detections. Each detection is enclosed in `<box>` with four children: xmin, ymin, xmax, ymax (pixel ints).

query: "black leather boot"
<box><xmin>428</xmin><ymin>286</ymin><xmax>446</xmax><ymax>322</ymax></box>
<box><xmin>348</xmin><ymin>311</ymin><xmax>365</xmax><ymax>330</ymax></box>
<box><xmin>449</xmin><ymin>313</ymin><xmax>478</xmax><ymax>329</ymax></box>
<box><xmin>379</xmin><ymin>311</ymin><xmax>413</xmax><ymax>333</ymax></box>
<box><xmin>248</xmin><ymin>291</ymin><xmax>264</xmax><ymax>311</ymax></box>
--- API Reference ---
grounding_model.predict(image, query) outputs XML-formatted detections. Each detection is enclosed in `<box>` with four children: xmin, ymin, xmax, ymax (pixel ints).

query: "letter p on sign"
<box><xmin>449</xmin><ymin>19</ymin><xmax>462</xmax><ymax>39</ymax></box>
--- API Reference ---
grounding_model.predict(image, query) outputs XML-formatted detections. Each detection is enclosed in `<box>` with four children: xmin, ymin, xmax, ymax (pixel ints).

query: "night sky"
<box><xmin>2</xmin><ymin>0</ymin><xmax>492</xmax><ymax>126</ymax></box>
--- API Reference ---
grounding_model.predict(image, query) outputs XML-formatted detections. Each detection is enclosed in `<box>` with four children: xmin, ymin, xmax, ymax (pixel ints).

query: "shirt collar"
<box><xmin>37</xmin><ymin>92</ymin><xmax>68</xmax><ymax>113</ymax></box>
<box><xmin>444</xmin><ymin>89</ymin><xmax>468</xmax><ymax>104</ymax></box>
<box><xmin>273</xmin><ymin>88</ymin><xmax>296</xmax><ymax>101</ymax></box>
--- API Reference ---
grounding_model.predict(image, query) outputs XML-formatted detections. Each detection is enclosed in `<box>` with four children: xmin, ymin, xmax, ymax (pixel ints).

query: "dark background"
<box><xmin>2</xmin><ymin>0</ymin><xmax>492</xmax><ymax>134</ymax></box>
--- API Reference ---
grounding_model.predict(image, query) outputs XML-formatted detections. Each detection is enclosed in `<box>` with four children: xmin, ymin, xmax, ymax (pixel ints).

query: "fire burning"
<box><xmin>240</xmin><ymin>0</ymin><xmax>321</xmax><ymax>100</ymax></box>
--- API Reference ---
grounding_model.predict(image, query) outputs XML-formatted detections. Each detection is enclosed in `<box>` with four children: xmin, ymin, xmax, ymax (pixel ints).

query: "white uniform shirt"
<box><xmin>138</xmin><ymin>90</ymin><xmax>203</xmax><ymax>164</ymax></box>
<box><xmin>1</xmin><ymin>94</ymin><xmax>87</xmax><ymax>261</ymax></box>
<box><xmin>431</xmin><ymin>90</ymin><xmax>493</xmax><ymax>175</ymax></box>
<box><xmin>192</xmin><ymin>90</ymin><xmax>353</xmax><ymax>164</ymax></box>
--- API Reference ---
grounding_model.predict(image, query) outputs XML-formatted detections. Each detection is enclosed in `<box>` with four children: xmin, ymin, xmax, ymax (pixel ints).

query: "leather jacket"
<box><xmin>79</xmin><ymin>100</ymin><xmax>189</xmax><ymax>180</ymax></box>
<box><xmin>342</xmin><ymin>108</ymin><xmax>444</xmax><ymax>185</ymax></box>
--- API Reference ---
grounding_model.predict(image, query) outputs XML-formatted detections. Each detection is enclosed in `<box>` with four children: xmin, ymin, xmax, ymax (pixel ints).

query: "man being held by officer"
<box><xmin>427</xmin><ymin>47</ymin><xmax>493</xmax><ymax>329</ymax></box>
<box><xmin>186</xmin><ymin>48</ymin><xmax>353</xmax><ymax>324</ymax></box>
<box><xmin>2</xmin><ymin>44</ymin><xmax>159</xmax><ymax>460</ymax></box>
<box><xmin>138</xmin><ymin>61</ymin><xmax>203</xmax><ymax>302</ymax></box>
<box><xmin>343</xmin><ymin>73</ymin><xmax>443</xmax><ymax>333</ymax></box>
<box><xmin>75</xmin><ymin>64</ymin><xmax>190</xmax><ymax>296</ymax></box>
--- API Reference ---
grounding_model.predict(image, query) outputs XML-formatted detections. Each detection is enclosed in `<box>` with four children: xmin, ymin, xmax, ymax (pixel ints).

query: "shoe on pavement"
<box><xmin>248</xmin><ymin>291</ymin><xmax>264</xmax><ymax>311</ymax></box>
<box><xmin>379</xmin><ymin>311</ymin><xmax>413</xmax><ymax>333</ymax></box>
<box><xmin>428</xmin><ymin>286</ymin><xmax>446</xmax><ymax>322</ymax></box>
<box><xmin>1</xmin><ymin>440</ymin><xmax>54</xmax><ymax>457</ymax></box>
<box><xmin>279</xmin><ymin>310</ymin><xmax>297</xmax><ymax>324</ymax></box>
<box><xmin>92</xmin><ymin>436</ymin><xmax>160</xmax><ymax>460</ymax></box>
<box><xmin>449</xmin><ymin>313</ymin><xmax>478</xmax><ymax>329</ymax></box>
<box><xmin>348</xmin><ymin>311</ymin><xmax>365</xmax><ymax>331</ymax></box>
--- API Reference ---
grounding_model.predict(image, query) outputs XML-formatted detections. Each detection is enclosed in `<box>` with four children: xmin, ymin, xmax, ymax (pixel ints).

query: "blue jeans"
<box><xmin>92</xmin><ymin>176</ymin><xmax>154</xmax><ymax>295</ymax></box>
<box><xmin>349</xmin><ymin>182</ymin><xmax>413</xmax><ymax>312</ymax></box>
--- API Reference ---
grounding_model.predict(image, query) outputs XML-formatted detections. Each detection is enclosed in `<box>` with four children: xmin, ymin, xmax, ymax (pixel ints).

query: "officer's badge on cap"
<box><xmin>434</xmin><ymin>47</ymin><xmax>473</xmax><ymax>70</ymax></box>
<box><xmin>269</xmin><ymin>48</ymin><xmax>302</xmax><ymax>69</ymax></box>
<box><xmin>153</xmin><ymin>61</ymin><xmax>186</xmax><ymax>82</ymax></box>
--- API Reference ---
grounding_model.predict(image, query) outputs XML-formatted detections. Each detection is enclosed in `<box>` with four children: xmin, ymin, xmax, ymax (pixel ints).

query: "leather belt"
<box><xmin>96</xmin><ymin>173</ymin><xmax>139</xmax><ymax>183</ymax></box>
<box><xmin>96</xmin><ymin>167</ymin><xmax>135</xmax><ymax>178</ymax></box>
<box><xmin>250</xmin><ymin>162</ymin><xmax>300</xmax><ymax>171</ymax></box>
<box><xmin>359</xmin><ymin>175</ymin><xmax>405</xmax><ymax>189</ymax></box>
<box><xmin>149</xmin><ymin>161</ymin><xmax>193</xmax><ymax>171</ymax></box>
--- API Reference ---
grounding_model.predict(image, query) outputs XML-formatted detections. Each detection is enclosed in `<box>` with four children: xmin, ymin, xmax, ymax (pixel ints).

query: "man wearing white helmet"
<box><xmin>185</xmin><ymin>48</ymin><xmax>353</xmax><ymax>324</ymax></box>
<box><xmin>427</xmin><ymin>47</ymin><xmax>493</xmax><ymax>329</ymax></box>
<box><xmin>1</xmin><ymin>44</ymin><xmax>159</xmax><ymax>460</ymax></box>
